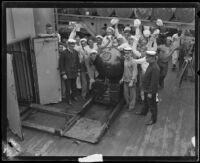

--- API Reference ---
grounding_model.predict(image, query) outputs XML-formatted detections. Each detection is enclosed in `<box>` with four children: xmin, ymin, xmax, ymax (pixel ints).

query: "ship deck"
<box><xmin>7</xmin><ymin>62</ymin><xmax>195</xmax><ymax>157</ymax></box>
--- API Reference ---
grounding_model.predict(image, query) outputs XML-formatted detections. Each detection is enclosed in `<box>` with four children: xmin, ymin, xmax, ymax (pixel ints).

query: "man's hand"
<box><xmin>62</xmin><ymin>74</ymin><xmax>68</xmax><ymax>80</ymax></box>
<box><xmin>89</xmin><ymin>78</ymin><xmax>95</xmax><ymax>90</ymax></box>
<box><xmin>119</xmin><ymin>78</ymin><xmax>123</xmax><ymax>84</ymax></box>
<box><xmin>147</xmin><ymin>93</ymin><xmax>152</xmax><ymax>98</ymax></box>
<box><xmin>129</xmin><ymin>80</ymin><xmax>133</xmax><ymax>87</ymax></box>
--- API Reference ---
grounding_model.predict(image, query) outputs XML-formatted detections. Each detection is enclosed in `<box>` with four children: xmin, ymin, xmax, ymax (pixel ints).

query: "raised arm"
<box><xmin>133</xmin><ymin>57</ymin><xmax>146</xmax><ymax>64</ymax></box>
<box><xmin>69</xmin><ymin>27</ymin><xmax>77</xmax><ymax>39</ymax></box>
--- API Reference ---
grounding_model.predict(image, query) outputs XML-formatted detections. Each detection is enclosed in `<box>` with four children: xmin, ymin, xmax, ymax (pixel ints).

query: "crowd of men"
<box><xmin>43</xmin><ymin>17</ymin><xmax>194</xmax><ymax>125</ymax></box>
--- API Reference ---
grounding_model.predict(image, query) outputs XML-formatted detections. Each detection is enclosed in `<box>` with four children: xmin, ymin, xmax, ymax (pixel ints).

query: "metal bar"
<box><xmin>23</xmin><ymin>40</ymin><xmax>34</xmax><ymax>102</ymax></box>
<box><xmin>19</xmin><ymin>42</ymin><xmax>30</xmax><ymax>102</ymax></box>
<box><xmin>30</xmin><ymin>38</ymin><xmax>40</xmax><ymax>104</ymax></box>
<box><xmin>57</xmin><ymin>13</ymin><xmax>195</xmax><ymax>30</ymax></box>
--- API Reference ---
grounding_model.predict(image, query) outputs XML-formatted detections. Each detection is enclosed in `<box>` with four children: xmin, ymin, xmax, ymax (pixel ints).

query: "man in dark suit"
<box><xmin>60</xmin><ymin>39</ymin><xmax>80</xmax><ymax>105</ymax></box>
<box><xmin>135</xmin><ymin>51</ymin><xmax>160</xmax><ymax>125</ymax></box>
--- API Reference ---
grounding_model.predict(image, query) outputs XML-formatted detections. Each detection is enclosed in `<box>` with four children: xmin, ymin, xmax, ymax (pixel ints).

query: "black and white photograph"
<box><xmin>2</xmin><ymin>1</ymin><xmax>199</xmax><ymax>161</ymax></box>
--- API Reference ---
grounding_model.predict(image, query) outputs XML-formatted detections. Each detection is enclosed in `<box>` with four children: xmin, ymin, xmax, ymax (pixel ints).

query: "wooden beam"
<box><xmin>29</xmin><ymin>103</ymin><xmax>75</xmax><ymax>117</ymax></box>
<box><xmin>22</xmin><ymin>121</ymin><xmax>58</xmax><ymax>134</ymax></box>
<box><xmin>57</xmin><ymin>14</ymin><xmax>195</xmax><ymax>30</ymax></box>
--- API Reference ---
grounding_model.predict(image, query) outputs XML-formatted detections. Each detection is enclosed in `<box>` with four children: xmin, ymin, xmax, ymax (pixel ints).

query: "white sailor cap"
<box><xmin>96</xmin><ymin>35</ymin><xmax>103</xmax><ymax>39</ymax></box>
<box><xmin>80</xmin><ymin>38</ymin><xmax>87</xmax><ymax>42</ymax></box>
<box><xmin>153</xmin><ymin>29</ymin><xmax>160</xmax><ymax>35</ymax></box>
<box><xmin>110</xmin><ymin>17</ymin><xmax>119</xmax><ymax>25</ymax></box>
<box><xmin>106</xmin><ymin>26</ymin><xmax>115</xmax><ymax>32</ymax></box>
<box><xmin>117</xmin><ymin>34</ymin><xmax>124</xmax><ymax>39</ymax></box>
<box><xmin>124</xmin><ymin>26</ymin><xmax>131</xmax><ymax>32</ymax></box>
<box><xmin>89</xmin><ymin>49</ymin><xmax>98</xmax><ymax>54</ymax></box>
<box><xmin>67</xmin><ymin>38</ymin><xmax>76</xmax><ymax>43</ymax></box>
<box><xmin>143</xmin><ymin>29</ymin><xmax>151</xmax><ymax>37</ymax></box>
<box><xmin>166</xmin><ymin>36</ymin><xmax>173</xmax><ymax>41</ymax></box>
<box><xmin>146</xmin><ymin>51</ymin><xmax>156</xmax><ymax>56</ymax></box>
<box><xmin>172</xmin><ymin>33</ymin><xmax>179</xmax><ymax>39</ymax></box>
<box><xmin>123</xmin><ymin>46</ymin><xmax>132</xmax><ymax>51</ymax></box>
<box><xmin>156</xmin><ymin>19</ymin><xmax>163</xmax><ymax>26</ymax></box>
<box><xmin>133</xmin><ymin>19</ymin><xmax>141</xmax><ymax>27</ymax></box>
<box><xmin>128</xmin><ymin>35</ymin><xmax>137</xmax><ymax>40</ymax></box>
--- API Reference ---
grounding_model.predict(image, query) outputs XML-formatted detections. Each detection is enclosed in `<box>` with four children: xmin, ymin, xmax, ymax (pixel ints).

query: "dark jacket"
<box><xmin>60</xmin><ymin>48</ymin><xmax>80</xmax><ymax>79</ymax></box>
<box><xmin>142</xmin><ymin>62</ymin><xmax>160</xmax><ymax>94</ymax></box>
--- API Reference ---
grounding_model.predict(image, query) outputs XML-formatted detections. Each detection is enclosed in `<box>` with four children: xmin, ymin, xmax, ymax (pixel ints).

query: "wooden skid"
<box><xmin>62</xmin><ymin>99</ymin><xmax>124</xmax><ymax>144</ymax></box>
<box><xmin>22</xmin><ymin>121</ymin><xmax>62</xmax><ymax>136</ymax></box>
<box><xmin>29</xmin><ymin>103</ymin><xmax>75</xmax><ymax>116</ymax></box>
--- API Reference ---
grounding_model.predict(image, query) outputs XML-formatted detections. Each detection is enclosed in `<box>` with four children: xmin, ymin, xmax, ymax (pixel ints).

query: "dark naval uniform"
<box><xmin>141</xmin><ymin>62</ymin><xmax>160</xmax><ymax>123</ymax></box>
<box><xmin>60</xmin><ymin>48</ymin><xmax>80</xmax><ymax>102</ymax></box>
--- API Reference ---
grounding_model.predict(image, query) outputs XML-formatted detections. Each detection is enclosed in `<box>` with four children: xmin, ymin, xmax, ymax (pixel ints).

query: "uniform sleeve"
<box><xmin>133</xmin><ymin>57</ymin><xmax>146</xmax><ymax>64</ymax></box>
<box><xmin>69</xmin><ymin>28</ymin><xmax>76</xmax><ymax>39</ymax></box>
<box><xmin>149</xmin><ymin>67</ymin><xmax>160</xmax><ymax>93</ymax></box>
<box><xmin>59</xmin><ymin>52</ymin><xmax>66</xmax><ymax>75</ymax></box>
<box><xmin>76</xmin><ymin>51</ymin><xmax>81</xmax><ymax>71</ymax></box>
<box><xmin>131</xmin><ymin>61</ymin><xmax>138</xmax><ymax>80</ymax></box>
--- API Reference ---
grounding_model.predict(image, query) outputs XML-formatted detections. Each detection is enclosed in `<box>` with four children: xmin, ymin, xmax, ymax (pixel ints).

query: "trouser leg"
<box><xmin>71</xmin><ymin>78</ymin><xmax>77</xmax><ymax>98</ymax></box>
<box><xmin>81</xmin><ymin>72</ymin><xmax>88</xmax><ymax>97</ymax></box>
<box><xmin>159</xmin><ymin>62</ymin><xmax>168</xmax><ymax>88</ymax></box>
<box><xmin>147</xmin><ymin>93</ymin><xmax>157</xmax><ymax>123</ymax></box>
<box><xmin>129</xmin><ymin>86</ymin><xmax>136</xmax><ymax>109</ymax></box>
<box><xmin>61</xmin><ymin>79</ymin><xmax>66</xmax><ymax>99</ymax></box>
<box><xmin>141</xmin><ymin>92</ymin><xmax>148</xmax><ymax>115</ymax></box>
<box><xmin>65</xmin><ymin>79</ymin><xmax>71</xmax><ymax>102</ymax></box>
<box><xmin>123</xmin><ymin>82</ymin><xmax>129</xmax><ymax>105</ymax></box>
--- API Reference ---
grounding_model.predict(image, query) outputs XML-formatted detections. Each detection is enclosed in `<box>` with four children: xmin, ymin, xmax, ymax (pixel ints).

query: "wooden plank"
<box><xmin>29</xmin><ymin>103</ymin><xmax>75</xmax><ymax>116</ymax></box>
<box><xmin>22</xmin><ymin>121</ymin><xmax>62</xmax><ymax>135</ymax></box>
<box><xmin>78</xmin><ymin>97</ymin><xmax>94</xmax><ymax>115</ymax></box>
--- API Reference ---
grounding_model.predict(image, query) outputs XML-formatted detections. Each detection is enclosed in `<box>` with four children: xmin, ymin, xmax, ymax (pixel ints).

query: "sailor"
<box><xmin>135</xmin><ymin>51</ymin><xmax>160</xmax><ymax>125</ymax></box>
<box><xmin>60</xmin><ymin>38</ymin><xmax>80</xmax><ymax>105</ymax></box>
<box><xmin>171</xmin><ymin>33</ymin><xmax>181</xmax><ymax>71</ymax></box>
<box><xmin>101</xmin><ymin>26</ymin><xmax>115</xmax><ymax>48</ymax></box>
<box><xmin>79</xmin><ymin>38</ymin><xmax>90</xmax><ymax>100</ymax></box>
<box><xmin>119</xmin><ymin>46</ymin><xmax>138</xmax><ymax>111</ymax></box>
<box><xmin>85</xmin><ymin>49</ymin><xmax>99</xmax><ymax>90</ymax></box>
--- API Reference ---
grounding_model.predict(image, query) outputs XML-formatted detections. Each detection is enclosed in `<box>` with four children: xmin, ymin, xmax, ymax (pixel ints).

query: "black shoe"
<box><xmin>135</xmin><ymin>111</ymin><xmax>147</xmax><ymax>116</ymax></box>
<box><xmin>72</xmin><ymin>97</ymin><xmax>78</xmax><ymax>101</ymax></box>
<box><xmin>145</xmin><ymin>120</ymin><xmax>155</xmax><ymax>125</ymax></box>
<box><xmin>67</xmin><ymin>100</ymin><xmax>72</xmax><ymax>105</ymax></box>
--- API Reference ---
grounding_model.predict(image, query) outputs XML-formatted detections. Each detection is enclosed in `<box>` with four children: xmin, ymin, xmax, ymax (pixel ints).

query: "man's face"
<box><xmin>124</xmin><ymin>31</ymin><xmax>130</xmax><ymax>39</ymax></box>
<box><xmin>106</xmin><ymin>29</ymin><xmax>112</xmax><ymax>36</ymax></box>
<box><xmin>124</xmin><ymin>50</ymin><xmax>131</xmax><ymax>60</ymax></box>
<box><xmin>90</xmin><ymin>53</ymin><xmax>97</xmax><ymax>61</ymax></box>
<box><xmin>88</xmin><ymin>39</ymin><xmax>94</xmax><ymax>46</ymax></box>
<box><xmin>68</xmin><ymin>43</ymin><xmax>75</xmax><ymax>50</ymax></box>
<box><xmin>166</xmin><ymin>39</ymin><xmax>171</xmax><ymax>46</ymax></box>
<box><xmin>75</xmin><ymin>36</ymin><xmax>80</xmax><ymax>44</ymax></box>
<box><xmin>96</xmin><ymin>38</ymin><xmax>102</xmax><ymax>45</ymax></box>
<box><xmin>46</xmin><ymin>27</ymin><xmax>53</xmax><ymax>34</ymax></box>
<box><xmin>146</xmin><ymin>55</ymin><xmax>155</xmax><ymax>63</ymax></box>
<box><xmin>59</xmin><ymin>45</ymin><xmax>64</xmax><ymax>53</ymax></box>
<box><xmin>128</xmin><ymin>37</ymin><xmax>134</xmax><ymax>45</ymax></box>
<box><xmin>81</xmin><ymin>41</ymin><xmax>87</xmax><ymax>47</ymax></box>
